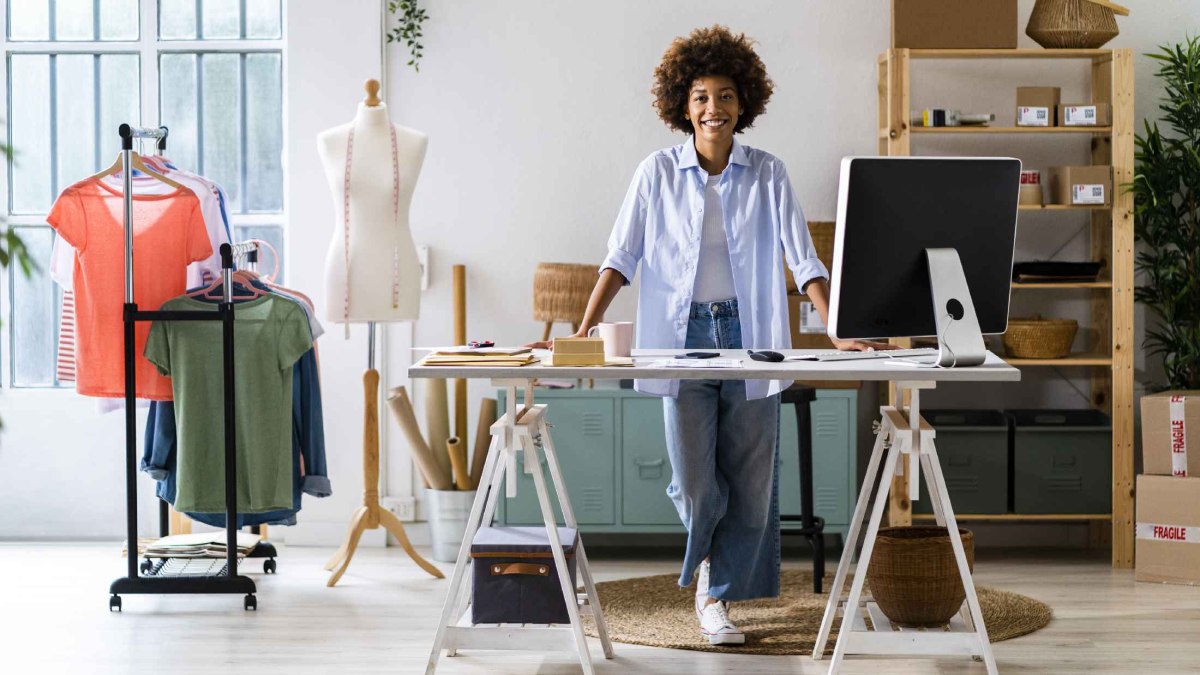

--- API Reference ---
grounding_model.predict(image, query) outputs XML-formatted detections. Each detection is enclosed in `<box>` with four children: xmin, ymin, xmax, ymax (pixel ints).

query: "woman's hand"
<box><xmin>831</xmin><ymin>338</ymin><xmax>899</xmax><ymax>352</ymax></box>
<box><xmin>523</xmin><ymin>329</ymin><xmax>587</xmax><ymax>351</ymax></box>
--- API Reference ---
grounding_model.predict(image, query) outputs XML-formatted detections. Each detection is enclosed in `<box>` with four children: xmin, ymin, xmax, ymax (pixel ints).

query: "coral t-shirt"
<box><xmin>47</xmin><ymin>178</ymin><xmax>211</xmax><ymax>400</ymax></box>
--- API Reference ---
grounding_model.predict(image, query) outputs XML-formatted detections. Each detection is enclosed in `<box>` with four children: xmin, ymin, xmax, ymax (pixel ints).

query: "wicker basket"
<box><xmin>1026</xmin><ymin>0</ymin><xmax>1120</xmax><ymax>49</ymax></box>
<box><xmin>533</xmin><ymin>263</ymin><xmax>595</xmax><ymax>323</ymax></box>
<box><xmin>866</xmin><ymin>526</ymin><xmax>975</xmax><ymax>627</ymax></box>
<box><xmin>1004</xmin><ymin>317</ymin><xmax>1079</xmax><ymax>359</ymax></box>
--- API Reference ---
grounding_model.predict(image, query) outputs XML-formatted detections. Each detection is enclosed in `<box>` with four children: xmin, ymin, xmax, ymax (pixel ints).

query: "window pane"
<box><xmin>245</xmin><ymin>53</ymin><xmax>282</xmax><ymax>212</ymax></box>
<box><xmin>9</xmin><ymin>54</ymin><xmax>53</xmax><ymax>214</ymax></box>
<box><xmin>233</xmin><ymin>225</ymin><xmax>284</xmax><ymax>283</ymax></box>
<box><xmin>158</xmin><ymin>53</ymin><xmax>199</xmax><ymax>172</ymax></box>
<box><xmin>159</xmin><ymin>0</ymin><xmax>197</xmax><ymax>40</ymax></box>
<box><xmin>98</xmin><ymin>55</ymin><xmax>141</xmax><ymax>163</ymax></box>
<box><xmin>8</xmin><ymin>0</ymin><xmax>50</xmax><ymax>40</ymax></box>
<box><xmin>55</xmin><ymin>55</ymin><xmax>97</xmax><ymax>188</ymax></box>
<box><xmin>10</xmin><ymin>226</ymin><xmax>59</xmax><ymax>387</ymax></box>
<box><xmin>201</xmin><ymin>54</ymin><xmax>242</xmax><ymax>211</ymax></box>
<box><xmin>245</xmin><ymin>0</ymin><xmax>281</xmax><ymax>39</ymax></box>
<box><xmin>201</xmin><ymin>0</ymin><xmax>241</xmax><ymax>39</ymax></box>
<box><xmin>55</xmin><ymin>0</ymin><xmax>94</xmax><ymax>41</ymax></box>
<box><xmin>99</xmin><ymin>0</ymin><xmax>139</xmax><ymax>40</ymax></box>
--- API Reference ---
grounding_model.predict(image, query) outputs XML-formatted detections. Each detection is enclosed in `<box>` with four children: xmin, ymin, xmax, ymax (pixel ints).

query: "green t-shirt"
<box><xmin>145</xmin><ymin>294</ymin><xmax>312</xmax><ymax>513</ymax></box>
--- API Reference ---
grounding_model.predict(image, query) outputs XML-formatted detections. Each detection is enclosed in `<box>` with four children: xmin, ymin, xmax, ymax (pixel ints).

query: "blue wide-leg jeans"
<box><xmin>663</xmin><ymin>298</ymin><xmax>781</xmax><ymax>602</ymax></box>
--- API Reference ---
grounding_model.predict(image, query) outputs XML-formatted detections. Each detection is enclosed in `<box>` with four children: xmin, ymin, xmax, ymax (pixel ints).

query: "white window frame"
<box><xmin>0</xmin><ymin>0</ymin><xmax>288</xmax><ymax>389</ymax></box>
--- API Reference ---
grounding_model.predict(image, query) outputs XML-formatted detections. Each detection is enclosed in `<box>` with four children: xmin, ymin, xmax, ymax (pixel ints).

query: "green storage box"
<box><xmin>1011</xmin><ymin>409</ymin><xmax>1111</xmax><ymax>514</ymax></box>
<box><xmin>913</xmin><ymin>410</ymin><xmax>1009</xmax><ymax>515</ymax></box>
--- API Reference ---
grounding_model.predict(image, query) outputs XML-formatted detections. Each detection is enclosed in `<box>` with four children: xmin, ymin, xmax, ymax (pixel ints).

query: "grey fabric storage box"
<box><xmin>470</xmin><ymin>526</ymin><xmax>578</xmax><ymax>625</ymax></box>
<box><xmin>1011</xmin><ymin>410</ymin><xmax>1111</xmax><ymax>514</ymax></box>
<box><xmin>914</xmin><ymin>410</ymin><xmax>1010</xmax><ymax>515</ymax></box>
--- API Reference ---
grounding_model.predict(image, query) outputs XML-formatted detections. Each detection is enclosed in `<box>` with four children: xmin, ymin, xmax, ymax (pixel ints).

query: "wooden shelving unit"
<box><xmin>914</xmin><ymin>513</ymin><xmax>1112</xmax><ymax>522</ymax></box>
<box><xmin>878</xmin><ymin>48</ymin><xmax>1135</xmax><ymax>568</ymax></box>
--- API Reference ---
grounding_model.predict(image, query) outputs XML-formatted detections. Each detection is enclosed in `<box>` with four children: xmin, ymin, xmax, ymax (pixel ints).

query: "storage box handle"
<box><xmin>1034</xmin><ymin>414</ymin><xmax>1068</xmax><ymax>425</ymax></box>
<box><xmin>490</xmin><ymin>562</ymin><xmax>550</xmax><ymax>577</ymax></box>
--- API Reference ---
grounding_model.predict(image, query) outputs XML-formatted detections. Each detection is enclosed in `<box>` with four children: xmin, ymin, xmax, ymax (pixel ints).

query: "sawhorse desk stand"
<box><xmin>425</xmin><ymin>379</ymin><xmax>613</xmax><ymax>675</ymax></box>
<box><xmin>813</xmin><ymin>380</ymin><xmax>997</xmax><ymax>674</ymax></box>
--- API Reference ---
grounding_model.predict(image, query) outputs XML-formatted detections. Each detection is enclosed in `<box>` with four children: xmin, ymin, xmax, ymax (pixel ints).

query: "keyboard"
<box><xmin>792</xmin><ymin>348</ymin><xmax>939</xmax><ymax>362</ymax></box>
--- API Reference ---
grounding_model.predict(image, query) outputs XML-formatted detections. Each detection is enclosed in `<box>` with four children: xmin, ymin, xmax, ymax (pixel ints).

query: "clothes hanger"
<box><xmin>187</xmin><ymin>270</ymin><xmax>266</xmax><ymax>300</ymax></box>
<box><xmin>90</xmin><ymin>149</ymin><xmax>184</xmax><ymax>190</ymax></box>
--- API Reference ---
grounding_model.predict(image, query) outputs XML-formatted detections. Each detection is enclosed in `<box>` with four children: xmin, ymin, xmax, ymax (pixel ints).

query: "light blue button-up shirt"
<box><xmin>600</xmin><ymin>138</ymin><xmax>830</xmax><ymax>400</ymax></box>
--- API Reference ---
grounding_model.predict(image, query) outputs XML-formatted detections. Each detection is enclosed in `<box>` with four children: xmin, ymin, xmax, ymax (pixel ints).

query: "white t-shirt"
<box><xmin>691</xmin><ymin>174</ymin><xmax>737</xmax><ymax>303</ymax></box>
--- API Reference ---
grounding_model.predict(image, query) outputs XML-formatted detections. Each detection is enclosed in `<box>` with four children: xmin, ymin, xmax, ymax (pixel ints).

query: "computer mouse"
<box><xmin>747</xmin><ymin>349</ymin><xmax>785</xmax><ymax>362</ymax></box>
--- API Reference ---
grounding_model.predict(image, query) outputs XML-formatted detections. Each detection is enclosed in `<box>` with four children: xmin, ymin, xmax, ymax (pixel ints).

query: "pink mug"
<box><xmin>587</xmin><ymin>322</ymin><xmax>634</xmax><ymax>358</ymax></box>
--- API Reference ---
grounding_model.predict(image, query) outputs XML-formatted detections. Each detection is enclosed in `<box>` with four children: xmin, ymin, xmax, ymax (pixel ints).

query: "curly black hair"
<box><xmin>652</xmin><ymin>25</ymin><xmax>774</xmax><ymax>135</ymax></box>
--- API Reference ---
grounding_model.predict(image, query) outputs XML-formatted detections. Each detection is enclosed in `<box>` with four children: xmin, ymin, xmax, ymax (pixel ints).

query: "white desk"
<box><xmin>413</xmin><ymin>350</ymin><xmax>1019</xmax><ymax>675</ymax></box>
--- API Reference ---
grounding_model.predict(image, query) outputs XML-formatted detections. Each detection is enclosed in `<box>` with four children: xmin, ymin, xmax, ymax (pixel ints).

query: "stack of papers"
<box><xmin>651</xmin><ymin>358</ymin><xmax>744</xmax><ymax>369</ymax></box>
<box><xmin>142</xmin><ymin>532</ymin><xmax>261</xmax><ymax>559</ymax></box>
<box><xmin>415</xmin><ymin>346</ymin><xmax>539</xmax><ymax>367</ymax></box>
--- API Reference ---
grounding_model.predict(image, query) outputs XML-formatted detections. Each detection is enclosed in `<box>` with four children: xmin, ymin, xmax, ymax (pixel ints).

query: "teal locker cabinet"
<box><xmin>495</xmin><ymin>387</ymin><xmax>857</xmax><ymax>539</ymax></box>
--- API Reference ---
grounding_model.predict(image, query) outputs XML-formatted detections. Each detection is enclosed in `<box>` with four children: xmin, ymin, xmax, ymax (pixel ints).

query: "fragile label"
<box><xmin>1063</xmin><ymin>105</ymin><xmax>1098</xmax><ymax>126</ymax></box>
<box><xmin>1072</xmin><ymin>184</ymin><xmax>1105</xmax><ymax>204</ymax></box>
<box><xmin>1017</xmin><ymin>106</ymin><xmax>1050</xmax><ymax>126</ymax></box>
<box><xmin>1171</xmin><ymin>395</ymin><xmax>1188</xmax><ymax>476</ymax></box>
<box><xmin>1137</xmin><ymin>522</ymin><xmax>1200</xmax><ymax>544</ymax></box>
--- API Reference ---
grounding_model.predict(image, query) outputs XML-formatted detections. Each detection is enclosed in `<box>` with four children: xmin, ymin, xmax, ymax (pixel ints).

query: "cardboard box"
<box><xmin>892</xmin><ymin>0</ymin><xmax>1017</xmax><ymax>49</ymax></box>
<box><xmin>1136</xmin><ymin>475</ymin><xmax>1200</xmax><ymax>585</ymax></box>
<box><xmin>1141</xmin><ymin>391</ymin><xmax>1200</xmax><ymax>477</ymax></box>
<box><xmin>1016</xmin><ymin>87</ymin><xmax>1060</xmax><ymax>126</ymax></box>
<box><xmin>1047</xmin><ymin>165</ymin><xmax>1112</xmax><ymax>206</ymax></box>
<box><xmin>788</xmin><ymin>293</ymin><xmax>833</xmax><ymax>350</ymax></box>
<box><xmin>1058</xmin><ymin>103</ymin><xmax>1111</xmax><ymax>127</ymax></box>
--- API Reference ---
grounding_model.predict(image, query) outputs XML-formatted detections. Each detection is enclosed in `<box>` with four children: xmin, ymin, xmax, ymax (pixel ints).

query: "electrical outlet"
<box><xmin>383</xmin><ymin>496</ymin><xmax>416</xmax><ymax>522</ymax></box>
<box><xmin>417</xmin><ymin>245</ymin><xmax>430</xmax><ymax>290</ymax></box>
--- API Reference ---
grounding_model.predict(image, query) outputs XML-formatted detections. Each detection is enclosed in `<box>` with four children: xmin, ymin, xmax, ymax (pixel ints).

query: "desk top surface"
<box><xmin>408</xmin><ymin>349</ymin><xmax>1021</xmax><ymax>383</ymax></box>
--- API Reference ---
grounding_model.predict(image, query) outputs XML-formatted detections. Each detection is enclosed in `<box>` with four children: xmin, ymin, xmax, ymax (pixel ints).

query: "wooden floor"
<box><xmin>4</xmin><ymin>543</ymin><xmax>1200</xmax><ymax>674</ymax></box>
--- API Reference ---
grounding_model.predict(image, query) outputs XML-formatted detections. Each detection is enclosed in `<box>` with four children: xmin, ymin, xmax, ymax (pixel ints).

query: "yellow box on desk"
<box><xmin>550</xmin><ymin>337</ymin><xmax>606</xmax><ymax>366</ymax></box>
<box><xmin>1136</xmin><ymin>475</ymin><xmax>1200</xmax><ymax>585</ymax></box>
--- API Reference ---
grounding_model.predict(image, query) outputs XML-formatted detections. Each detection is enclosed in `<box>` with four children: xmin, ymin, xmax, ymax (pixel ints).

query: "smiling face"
<box><xmin>685</xmin><ymin>75</ymin><xmax>742</xmax><ymax>143</ymax></box>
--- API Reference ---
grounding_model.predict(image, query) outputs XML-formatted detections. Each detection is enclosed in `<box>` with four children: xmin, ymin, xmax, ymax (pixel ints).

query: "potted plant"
<box><xmin>1133</xmin><ymin>36</ymin><xmax>1200</xmax><ymax>390</ymax></box>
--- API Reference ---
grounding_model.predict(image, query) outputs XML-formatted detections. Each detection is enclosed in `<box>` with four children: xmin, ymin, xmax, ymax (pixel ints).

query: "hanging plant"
<box><xmin>1133</xmin><ymin>36</ymin><xmax>1200</xmax><ymax>390</ymax></box>
<box><xmin>387</xmin><ymin>0</ymin><xmax>429</xmax><ymax>72</ymax></box>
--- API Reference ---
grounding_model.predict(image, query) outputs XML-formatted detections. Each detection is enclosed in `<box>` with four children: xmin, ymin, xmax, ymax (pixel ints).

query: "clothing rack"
<box><xmin>108</xmin><ymin>124</ymin><xmax>272</xmax><ymax>612</ymax></box>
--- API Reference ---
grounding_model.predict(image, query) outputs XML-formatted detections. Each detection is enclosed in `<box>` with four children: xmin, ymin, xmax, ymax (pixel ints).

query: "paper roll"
<box><xmin>447</xmin><ymin>437</ymin><xmax>470</xmax><ymax>491</ymax></box>
<box><xmin>424</xmin><ymin>378</ymin><xmax>453</xmax><ymax>484</ymax></box>
<box><xmin>387</xmin><ymin>386</ymin><xmax>451</xmax><ymax>491</ymax></box>
<box><xmin>453</xmin><ymin>265</ymin><xmax>468</xmax><ymax>444</ymax></box>
<box><xmin>470</xmin><ymin>398</ymin><xmax>498</xmax><ymax>489</ymax></box>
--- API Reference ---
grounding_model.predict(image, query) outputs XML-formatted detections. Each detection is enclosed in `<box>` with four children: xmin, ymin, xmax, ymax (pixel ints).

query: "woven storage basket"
<box><xmin>533</xmin><ymin>263</ymin><xmax>595</xmax><ymax>322</ymax></box>
<box><xmin>1026</xmin><ymin>0</ymin><xmax>1119</xmax><ymax>49</ymax></box>
<box><xmin>1004</xmin><ymin>317</ymin><xmax>1078</xmax><ymax>359</ymax></box>
<box><xmin>866</xmin><ymin>526</ymin><xmax>975</xmax><ymax>627</ymax></box>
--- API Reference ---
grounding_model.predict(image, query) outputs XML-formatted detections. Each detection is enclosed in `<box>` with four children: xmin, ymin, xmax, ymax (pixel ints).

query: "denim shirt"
<box><xmin>600</xmin><ymin>138</ymin><xmax>829</xmax><ymax>400</ymax></box>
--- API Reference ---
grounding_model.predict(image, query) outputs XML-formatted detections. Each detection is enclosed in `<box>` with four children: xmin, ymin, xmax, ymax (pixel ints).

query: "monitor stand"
<box><xmin>925</xmin><ymin>248</ymin><xmax>987</xmax><ymax>367</ymax></box>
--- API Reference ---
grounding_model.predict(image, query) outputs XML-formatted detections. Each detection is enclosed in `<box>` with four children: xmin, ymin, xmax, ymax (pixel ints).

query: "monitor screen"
<box><xmin>829</xmin><ymin>157</ymin><xmax>1021</xmax><ymax>340</ymax></box>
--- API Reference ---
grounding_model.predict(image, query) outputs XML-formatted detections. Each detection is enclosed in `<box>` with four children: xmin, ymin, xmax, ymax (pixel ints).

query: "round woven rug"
<box><xmin>581</xmin><ymin>570</ymin><xmax>1052</xmax><ymax>655</ymax></box>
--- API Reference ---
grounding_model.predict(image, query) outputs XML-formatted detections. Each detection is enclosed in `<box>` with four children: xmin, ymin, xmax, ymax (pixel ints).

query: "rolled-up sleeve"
<box><xmin>600</xmin><ymin>158</ymin><xmax>651</xmax><ymax>286</ymax></box>
<box><xmin>775</xmin><ymin>163</ymin><xmax>830</xmax><ymax>291</ymax></box>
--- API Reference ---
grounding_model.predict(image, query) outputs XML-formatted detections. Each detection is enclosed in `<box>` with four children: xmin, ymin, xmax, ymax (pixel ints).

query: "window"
<box><xmin>3</xmin><ymin>0</ymin><xmax>285</xmax><ymax>388</ymax></box>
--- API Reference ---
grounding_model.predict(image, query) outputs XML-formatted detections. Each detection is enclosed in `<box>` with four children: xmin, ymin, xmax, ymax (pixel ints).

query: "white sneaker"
<box><xmin>699</xmin><ymin>600</ymin><xmax>745</xmax><ymax>645</ymax></box>
<box><xmin>695</xmin><ymin>560</ymin><xmax>711</xmax><ymax>616</ymax></box>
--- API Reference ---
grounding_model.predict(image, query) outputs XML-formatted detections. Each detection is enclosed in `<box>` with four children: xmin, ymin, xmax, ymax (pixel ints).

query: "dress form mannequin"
<box><xmin>318</xmin><ymin>84</ymin><xmax>424</xmax><ymax>324</ymax></box>
<box><xmin>318</xmin><ymin>80</ymin><xmax>442</xmax><ymax>586</ymax></box>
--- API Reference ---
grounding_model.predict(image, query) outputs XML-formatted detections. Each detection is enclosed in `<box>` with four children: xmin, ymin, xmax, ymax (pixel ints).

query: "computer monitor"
<box><xmin>827</xmin><ymin>156</ymin><xmax>1021</xmax><ymax>367</ymax></box>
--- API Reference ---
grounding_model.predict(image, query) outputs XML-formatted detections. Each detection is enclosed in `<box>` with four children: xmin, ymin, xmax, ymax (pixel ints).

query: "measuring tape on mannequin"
<box><xmin>1171</xmin><ymin>395</ymin><xmax>1189</xmax><ymax>477</ymax></box>
<box><xmin>1136</xmin><ymin>523</ymin><xmax>1199</xmax><ymax>544</ymax></box>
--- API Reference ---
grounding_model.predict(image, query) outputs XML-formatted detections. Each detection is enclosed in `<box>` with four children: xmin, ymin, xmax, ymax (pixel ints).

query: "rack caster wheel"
<box><xmin>263</xmin><ymin>559</ymin><xmax>276</xmax><ymax>574</ymax></box>
<box><xmin>110</xmin><ymin>595</ymin><xmax>122</xmax><ymax>612</ymax></box>
<box><xmin>244</xmin><ymin>594</ymin><xmax>257</xmax><ymax>611</ymax></box>
<box><xmin>140</xmin><ymin>559</ymin><xmax>153</xmax><ymax>574</ymax></box>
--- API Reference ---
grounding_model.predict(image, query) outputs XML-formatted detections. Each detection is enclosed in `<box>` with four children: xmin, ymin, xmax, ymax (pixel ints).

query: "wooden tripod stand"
<box><xmin>326</xmin><ymin>324</ymin><xmax>444</xmax><ymax>586</ymax></box>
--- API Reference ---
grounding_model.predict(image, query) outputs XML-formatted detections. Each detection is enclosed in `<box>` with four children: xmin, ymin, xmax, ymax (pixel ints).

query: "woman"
<box><xmin>532</xmin><ymin>25</ymin><xmax>889</xmax><ymax>645</ymax></box>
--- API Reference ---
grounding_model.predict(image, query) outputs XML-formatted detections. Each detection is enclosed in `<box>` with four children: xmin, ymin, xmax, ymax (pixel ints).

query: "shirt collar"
<box><xmin>678</xmin><ymin>137</ymin><xmax>751</xmax><ymax>171</ymax></box>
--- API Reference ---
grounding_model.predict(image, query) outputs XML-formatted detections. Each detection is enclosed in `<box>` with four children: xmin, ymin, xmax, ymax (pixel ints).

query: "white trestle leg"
<box><xmin>812</xmin><ymin>382</ymin><xmax>998</xmax><ymax>675</ymax></box>
<box><xmin>424</xmin><ymin>382</ymin><xmax>613</xmax><ymax>675</ymax></box>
